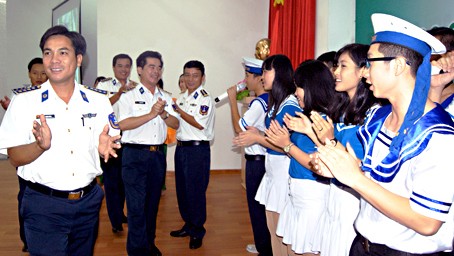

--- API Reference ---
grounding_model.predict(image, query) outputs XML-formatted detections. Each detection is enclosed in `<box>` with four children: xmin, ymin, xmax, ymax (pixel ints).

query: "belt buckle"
<box><xmin>149</xmin><ymin>145</ymin><xmax>157</xmax><ymax>151</ymax></box>
<box><xmin>68</xmin><ymin>191</ymin><xmax>83</xmax><ymax>200</ymax></box>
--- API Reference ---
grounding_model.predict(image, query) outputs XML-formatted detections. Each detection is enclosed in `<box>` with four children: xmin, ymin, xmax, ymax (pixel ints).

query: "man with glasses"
<box><xmin>314</xmin><ymin>14</ymin><xmax>454</xmax><ymax>255</ymax></box>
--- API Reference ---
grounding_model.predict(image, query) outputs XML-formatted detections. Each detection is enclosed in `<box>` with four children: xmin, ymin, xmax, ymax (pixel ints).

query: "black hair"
<box><xmin>183</xmin><ymin>60</ymin><xmax>205</xmax><ymax>76</ymax></box>
<box><xmin>136</xmin><ymin>50</ymin><xmax>163</xmax><ymax>69</ymax></box>
<box><xmin>427</xmin><ymin>26</ymin><xmax>454</xmax><ymax>51</ymax></box>
<box><xmin>113</xmin><ymin>53</ymin><xmax>132</xmax><ymax>67</ymax></box>
<box><xmin>294</xmin><ymin>60</ymin><xmax>336</xmax><ymax>117</ymax></box>
<box><xmin>39</xmin><ymin>25</ymin><xmax>86</xmax><ymax>56</ymax></box>
<box><xmin>157</xmin><ymin>79</ymin><xmax>164</xmax><ymax>89</ymax></box>
<box><xmin>331</xmin><ymin>43</ymin><xmax>378</xmax><ymax>125</ymax></box>
<box><xmin>316</xmin><ymin>51</ymin><xmax>337</xmax><ymax>69</ymax></box>
<box><xmin>377</xmin><ymin>42</ymin><xmax>423</xmax><ymax>77</ymax></box>
<box><xmin>263</xmin><ymin>54</ymin><xmax>295</xmax><ymax>119</ymax></box>
<box><xmin>28</xmin><ymin>57</ymin><xmax>43</xmax><ymax>72</ymax></box>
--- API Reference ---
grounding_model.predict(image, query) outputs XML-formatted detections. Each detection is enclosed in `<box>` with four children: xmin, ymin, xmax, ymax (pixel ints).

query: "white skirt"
<box><xmin>255</xmin><ymin>153</ymin><xmax>290</xmax><ymax>214</ymax></box>
<box><xmin>276</xmin><ymin>178</ymin><xmax>329</xmax><ymax>254</ymax></box>
<box><xmin>311</xmin><ymin>182</ymin><xmax>360</xmax><ymax>256</ymax></box>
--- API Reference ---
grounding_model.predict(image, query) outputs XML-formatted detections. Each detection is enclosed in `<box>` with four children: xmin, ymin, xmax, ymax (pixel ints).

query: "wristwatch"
<box><xmin>162</xmin><ymin>112</ymin><xmax>169</xmax><ymax>120</ymax></box>
<box><xmin>283</xmin><ymin>142</ymin><xmax>294</xmax><ymax>153</ymax></box>
<box><xmin>330</xmin><ymin>138</ymin><xmax>338</xmax><ymax>147</ymax></box>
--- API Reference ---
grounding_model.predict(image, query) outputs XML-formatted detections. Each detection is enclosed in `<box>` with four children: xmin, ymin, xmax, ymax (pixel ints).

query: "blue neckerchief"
<box><xmin>359</xmin><ymin>104</ymin><xmax>454</xmax><ymax>182</ymax></box>
<box><xmin>441</xmin><ymin>94</ymin><xmax>454</xmax><ymax>109</ymax></box>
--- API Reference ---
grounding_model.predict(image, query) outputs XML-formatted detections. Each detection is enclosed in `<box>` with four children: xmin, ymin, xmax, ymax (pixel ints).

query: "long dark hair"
<box><xmin>263</xmin><ymin>54</ymin><xmax>295</xmax><ymax>119</ymax></box>
<box><xmin>294</xmin><ymin>60</ymin><xmax>336</xmax><ymax>118</ymax></box>
<box><xmin>331</xmin><ymin>44</ymin><xmax>377</xmax><ymax>125</ymax></box>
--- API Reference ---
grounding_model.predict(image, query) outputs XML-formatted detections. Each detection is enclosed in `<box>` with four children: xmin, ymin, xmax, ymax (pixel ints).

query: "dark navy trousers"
<box><xmin>18</xmin><ymin>176</ymin><xmax>27</xmax><ymax>248</ymax></box>
<box><xmin>21</xmin><ymin>184</ymin><xmax>104</xmax><ymax>256</ymax></box>
<box><xmin>101</xmin><ymin>147</ymin><xmax>126</xmax><ymax>230</ymax></box>
<box><xmin>174</xmin><ymin>144</ymin><xmax>210</xmax><ymax>239</ymax></box>
<box><xmin>122</xmin><ymin>146</ymin><xmax>166</xmax><ymax>256</ymax></box>
<box><xmin>245</xmin><ymin>158</ymin><xmax>273</xmax><ymax>256</ymax></box>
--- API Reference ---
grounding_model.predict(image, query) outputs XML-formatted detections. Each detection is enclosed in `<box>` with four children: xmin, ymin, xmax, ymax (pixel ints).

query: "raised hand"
<box><xmin>310</xmin><ymin>111</ymin><xmax>334</xmax><ymax>142</ymax></box>
<box><xmin>98</xmin><ymin>124</ymin><xmax>121</xmax><ymax>162</ymax></box>
<box><xmin>233</xmin><ymin>126</ymin><xmax>260</xmax><ymax>147</ymax></box>
<box><xmin>264</xmin><ymin>119</ymin><xmax>291</xmax><ymax>148</ymax></box>
<box><xmin>151</xmin><ymin>97</ymin><xmax>166</xmax><ymax>117</ymax></box>
<box><xmin>32</xmin><ymin>114</ymin><xmax>52</xmax><ymax>151</ymax></box>
<box><xmin>284</xmin><ymin>112</ymin><xmax>312</xmax><ymax>134</ymax></box>
<box><xmin>0</xmin><ymin>95</ymin><xmax>11</xmax><ymax>110</ymax></box>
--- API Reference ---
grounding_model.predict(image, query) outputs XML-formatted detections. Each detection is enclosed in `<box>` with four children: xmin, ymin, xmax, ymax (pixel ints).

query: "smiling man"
<box><xmin>170</xmin><ymin>60</ymin><xmax>215</xmax><ymax>250</ymax></box>
<box><xmin>116</xmin><ymin>50</ymin><xmax>179</xmax><ymax>256</ymax></box>
<box><xmin>0</xmin><ymin>25</ymin><xmax>121</xmax><ymax>255</ymax></box>
<box><xmin>315</xmin><ymin>14</ymin><xmax>454</xmax><ymax>255</ymax></box>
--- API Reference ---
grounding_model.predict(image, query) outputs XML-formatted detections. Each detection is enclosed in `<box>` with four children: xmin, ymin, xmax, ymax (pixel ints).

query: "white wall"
<box><xmin>97</xmin><ymin>0</ymin><xmax>269</xmax><ymax>170</ymax></box>
<box><xmin>315</xmin><ymin>0</ymin><xmax>355</xmax><ymax>57</ymax></box>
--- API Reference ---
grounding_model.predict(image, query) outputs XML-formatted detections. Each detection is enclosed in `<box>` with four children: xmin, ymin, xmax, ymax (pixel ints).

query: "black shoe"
<box><xmin>170</xmin><ymin>229</ymin><xmax>189</xmax><ymax>237</ymax></box>
<box><xmin>122</xmin><ymin>215</ymin><xmax>128</xmax><ymax>224</ymax></box>
<box><xmin>22</xmin><ymin>244</ymin><xmax>28</xmax><ymax>252</ymax></box>
<box><xmin>189</xmin><ymin>237</ymin><xmax>203</xmax><ymax>249</ymax></box>
<box><xmin>112</xmin><ymin>226</ymin><xmax>123</xmax><ymax>233</ymax></box>
<box><xmin>151</xmin><ymin>244</ymin><xmax>162</xmax><ymax>256</ymax></box>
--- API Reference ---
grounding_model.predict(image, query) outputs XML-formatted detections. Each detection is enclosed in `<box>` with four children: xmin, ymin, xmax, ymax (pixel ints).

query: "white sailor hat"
<box><xmin>371</xmin><ymin>13</ymin><xmax>446</xmax><ymax>55</ymax></box>
<box><xmin>370</xmin><ymin>13</ymin><xmax>446</xmax><ymax>152</ymax></box>
<box><xmin>243</xmin><ymin>57</ymin><xmax>263</xmax><ymax>75</ymax></box>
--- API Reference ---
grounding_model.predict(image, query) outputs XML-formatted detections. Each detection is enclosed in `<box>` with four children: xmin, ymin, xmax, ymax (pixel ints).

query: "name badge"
<box><xmin>135</xmin><ymin>101</ymin><xmax>146</xmax><ymax>104</ymax></box>
<box><xmin>35</xmin><ymin>114</ymin><xmax>55</xmax><ymax>119</ymax></box>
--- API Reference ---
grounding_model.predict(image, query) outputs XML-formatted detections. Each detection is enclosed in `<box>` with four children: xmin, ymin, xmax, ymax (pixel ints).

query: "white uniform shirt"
<box><xmin>96</xmin><ymin>77</ymin><xmax>133</xmax><ymax>115</ymax></box>
<box><xmin>0</xmin><ymin>81</ymin><xmax>120</xmax><ymax>190</ymax></box>
<box><xmin>355</xmin><ymin>126</ymin><xmax>454</xmax><ymax>253</ymax></box>
<box><xmin>176</xmin><ymin>86</ymin><xmax>215</xmax><ymax>141</ymax></box>
<box><xmin>117</xmin><ymin>83</ymin><xmax>177</xmax><ymax>145</ymax></box>
<box><xmin>239</xmin><ymin>93</ymin><xmax>268</xmax><ymax>155</ymax></box>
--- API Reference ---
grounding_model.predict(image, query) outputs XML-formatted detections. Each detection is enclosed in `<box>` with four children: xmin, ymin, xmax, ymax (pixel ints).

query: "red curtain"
<box><xmin>268</xmin><ymin>0</ymin><xmax>316</xmax><ymax>69</ymax></box>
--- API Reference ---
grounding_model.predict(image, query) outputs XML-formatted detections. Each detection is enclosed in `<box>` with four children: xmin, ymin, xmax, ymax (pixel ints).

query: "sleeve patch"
<box><xmin>109</xmin><ymin>112</ymin><xmax>120</xmax><ymax>130</ymax></box>
<box><xmin>199</xmin><ymin>105</ymin><xmax>209</xmax><ymax>116</ymax></box>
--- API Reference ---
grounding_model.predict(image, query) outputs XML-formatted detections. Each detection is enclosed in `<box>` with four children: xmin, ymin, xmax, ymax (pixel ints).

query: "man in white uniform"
<box><xmin>170</xmin><ymin>60</ymin><xmax>215</xmax><ymax>250</ymax></box>
<box><xmin>117</xmin><ymin>50</ymin><xmax>179</xmax><ymax>256</ymax></box>
<box><xmin>0</xmin><ymin>25</ymin><xmax>121</xmax><ymax>255</ymax></box>
<box><xmin>96</xmin><ymin>53</ymin><xmax>136</xmax><ymax>233</ymax></box>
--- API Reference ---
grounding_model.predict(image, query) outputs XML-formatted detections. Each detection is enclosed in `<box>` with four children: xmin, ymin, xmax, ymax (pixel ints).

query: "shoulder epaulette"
<box><xmin>200</xmin><ymin>89</ymin><xmax>209</xmax><ymax>97</ymax></box>
<box><xmin>12</xmin><ymin>85</ymin><xmax>41</xmax><ymax>95</ymax></box>
<box><xmin>123</xmin><ymin>81</ymin><xmax>138</xmax><ymax>92</ymax></box>
<box><xmin>101</xmin><ymin>77</ymin><xmax>113</xmax><ymax>82</ymax></box>
<box><xmin>84</xmin><ymin>85</ymin><xmax>107</xmax><ymax>95</ymax></box>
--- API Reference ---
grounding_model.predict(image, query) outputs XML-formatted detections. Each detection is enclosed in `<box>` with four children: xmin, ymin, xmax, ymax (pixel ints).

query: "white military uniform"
<box><xmin>175</xmin><ymin>85</ymin><xmax>215</xmax><ymax>140</ymax></box>
<box><xmin>96</xmin><ymin>77</ymin><xmax>135</xmax><ymax>116</ymax></box>
<box><xmin>239</xmin><ymin>94</ymin><xmax>268</xmax><ymax>155</ymax></box>
<box><xmin>0</xmin><ymin>80</ymin><xmax>120</xmax><ymax>190</ymax></box>
<box><xmin>116</xmin><ymin>83</ymin><xmax>178</xmax><ymax>144</ymax></box>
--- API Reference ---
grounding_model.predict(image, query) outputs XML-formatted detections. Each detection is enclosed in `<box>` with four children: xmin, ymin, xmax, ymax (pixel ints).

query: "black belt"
<box><xmin>26</xmin><ymin>179</ymin><xmax>97</xmax><ymax>200</ymax></box>
<box><xmin>358</xmin><ymin>234</ymin><xmax>442</xmax><ymax>256</ymax></box>
<box><xmin>177</xmin><ymin>140</ymin><xmax>209</xmax><ymax>147</ymax></box>
<box><xmin>123</xmin><ymin>143</ymin><xmax>165</xmax><ymax>152</ymax></box>
<box><xmin>245</xmin><ymin>154</ymin><xmax>265</xmax><ymax>161</ymax></box>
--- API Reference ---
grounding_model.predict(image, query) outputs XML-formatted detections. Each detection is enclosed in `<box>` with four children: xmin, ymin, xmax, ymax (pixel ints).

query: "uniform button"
<box><xmin>66</xmin><ymin>107</ymin><xmax>69</xmax><ymax>110</ymax></box>
<box><xmin>71</xmin><ymin>150</ymin><xmax>73</xmax><ymax>154</ymax></box>
<box><xmin>68</xmin><ymin>129</ymin><xmax>70</xmax><ymax>132</ymax></box>
<box><xmin>72</xmin><ymin>173</ymin><xmax>75</xmax><ymax>176</ymax></box>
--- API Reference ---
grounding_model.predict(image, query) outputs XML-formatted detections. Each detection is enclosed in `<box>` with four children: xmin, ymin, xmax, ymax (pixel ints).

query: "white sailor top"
<box><xmin>0</xmin><ymin>81</ymin><xmax>120</xmax><ymax>190</ymax></box>
<box><xmin>239</xmin><ymin>93</ymin><xmax>268</xmax><ymax>156</ymax></box>
<box><xmin>355</xmin><ymin>104</ymin><xmax>454</xmax><ymax>253</ymax></box>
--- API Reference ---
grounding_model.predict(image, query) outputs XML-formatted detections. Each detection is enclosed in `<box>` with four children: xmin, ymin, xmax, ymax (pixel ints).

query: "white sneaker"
<box><xmin>246</xmin><ymin>244</ymin><xmax>258</xmax><ymax>254</ymax></box>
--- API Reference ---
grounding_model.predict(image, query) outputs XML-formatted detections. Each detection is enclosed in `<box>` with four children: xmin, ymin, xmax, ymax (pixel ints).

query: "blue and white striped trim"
<box><xmin>250</xmin><ymin>97</ymin><xmax>268</xmax><ymax>113</ymax></box>
<box><xmin>411</xmin><ymin>192</ymin><xmax>451</xmax><ymax>214</ymax></box>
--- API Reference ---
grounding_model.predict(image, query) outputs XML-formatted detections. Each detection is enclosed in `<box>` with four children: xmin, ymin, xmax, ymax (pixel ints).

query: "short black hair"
<box><xmin>316</xmin><ymin>51</ymin><xmax>336</xmax><ymax>69</ymax></box>
<box><xmin>427</xmin><ymin>26</ymin><xmax>454</xmax><ymax>51</ymax></box>
<box><xmin>113</xmin><ymin>53</ymin><xmax>132</xmax><ymax>67</ymax></box>
<box><xmin>28</xmin><ymin>57</ymin><xmax>43</xmax><ymax>72</ymax></box>
<box><xmin>136</xmin><ymin>50</ymin><xmax>163</xmax><ymax>69</ymax></box>
<box><xmin>39</xmin><ymin>25</ymin><xmax>86</xmax><ymax>56</ymax></box>
<box><xmin>183</xmin><ymin>60</ymin><xmax>205</xmax><ymax>76</ymax></box>
<box><xmin>377</xmin><ymin>42</ymin><xmax>423</xmax><ymax>77</ymax></box>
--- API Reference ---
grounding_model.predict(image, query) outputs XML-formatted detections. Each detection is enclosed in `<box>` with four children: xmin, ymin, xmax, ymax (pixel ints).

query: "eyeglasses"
<box><xmin>364</xmin><ymin>57</ymin><xmax>411</xmax><ymax>68</ymax></box>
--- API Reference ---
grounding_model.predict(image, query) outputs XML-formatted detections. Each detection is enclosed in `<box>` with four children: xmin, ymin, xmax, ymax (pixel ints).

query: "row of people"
<box><xmin>230</xmin><ymin>14</ymin><xmax>454</xmax><ymax>256</ymax></box>
<box><xmin>0</xmin><ymin>25</ymin><xmax>216</xmax><ymax>256</ymax></box>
